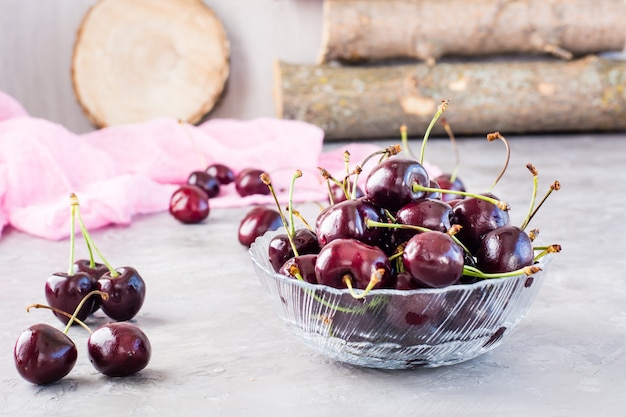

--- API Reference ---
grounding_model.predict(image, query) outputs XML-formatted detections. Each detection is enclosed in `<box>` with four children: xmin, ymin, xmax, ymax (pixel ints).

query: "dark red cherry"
<box><xmin>426</xmin><ymin>179</ymin><xmax>442</xmax><ymax>200</ymax></box>
<box><xmin>87</xmin><ymin>322</ymin><xmax>151</xmax><ymax>377</ymax></box>
<box><xmin>451</xmin><ymin>196</ymin><xmax>510</xmax><ymax>254</ymax></box>
<box><xmin>393</xmin><ymin>198</ymin><xmax>453</xmax><ymax>245</ymax></box>
<box><xmin>97</xmin><ymin>266</ymin><xmax>146</xmax><ymax>321</ymax></box>
<box><xmin>187</xmin><ymin>171</ymin><xmax>220</xmax><ymax>198</ymax></box>
<box><xmin>268</xmin><ymin>228</ymin><xmax>320</xmax><ymax>272</ymax></box>
<box><xmin>238</xmin><ymin>206</ymin><xmax>283</xmax><ymax>247</ymax></box>
<box><xmin>314</xmin><ymin>238</ymin><xmax>394</xmax><ymax>290</ymax></box>
<box><xmin>315</xmin><ymin>197</ymin><xmax>389</xmax><ymax>248</ymax></box>
<box><xmin>235</xmin><ymin>168</ymin><xmax>270</xmax><ymax>197</ymax></box>
<box><xmin>364</xmin><ymin>157</ymin><xmax>430</xmax><ymax>212</ymax></box>
<box><xmin>402</xmin><ymin>231</ymin><xmax>464</xmax><ymax>288</ymax></box>
<box><xmin>206</xmin><ymin>163</ymin><xmax>235</xmax><ymax>185</ymax></box>
<box><xmin>44</xmin><ymin>272</ymin><xmax>98</xmax><ymax>325</ymax></box>
<box><xmin>169</xmin><ymin>185</ymin><xmax>210</xmax><ymax>224</ymax></box>
<box><xmin>476</xmin><ymin>225</ymin><xmax>534</xmax><ymax>273</ymax></box>
<box><xmin>14</xmin><ymin>323</ymin><xmax>77</xmax><ymax>385</ymax></box>
<box><xmin>434</xmin><ymin>173</ymin><xmax>466</xmax><ymax>202</ymax></box>
<box><xmin>278</xmin><ymin>254</ymin><xmax>318</xmax><ymax>284</ymax></box>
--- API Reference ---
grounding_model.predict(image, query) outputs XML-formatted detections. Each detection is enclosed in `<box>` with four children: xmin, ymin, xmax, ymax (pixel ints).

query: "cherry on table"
<box><xmin>169</xmin><ymin>184</ymin><xmax>210</xmax><ymax>224</ymax></box>
<box><xmin>206</xmin><ymin>163</ymin><xmax>235</xmax><ymax>185</ymax></box>
<box><xmin>238</xmin><ymin>206</ymin><xmax>283</xmax><ymax>247</ymax></box>
<box><xmin>45</xmin><ymin>271</ymin><xmax>98</xmax><ymax>325</ymax></box>
<box><xmin>97</xmin><ymin>266</ymin><xmax>146</xmax><ymax>322</ymax></box>
<box><xmin>187</xmin><ymin>170</ymin><xmax>220</xmax><ymax>198</ymax></box>
<box><xmin>14</xmin><ymin>323</ymin><xmax>77</xmax><ymax>385</ymax></box>
<box><xmin>235</xmin><ymin>168</ymin><xmax>270</xmax><ymax>197</ymax></box>
<box><xmin>87</xmin><ymin>322</ymin><xmax>151</xmax><ymax>377</ymax></box>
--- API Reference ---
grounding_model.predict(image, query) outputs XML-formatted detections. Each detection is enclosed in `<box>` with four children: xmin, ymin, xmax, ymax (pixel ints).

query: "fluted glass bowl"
<box><xmin>249</xmin><ymin>230</ymin><xmax>553</xmax><ymax>369</ymax></box>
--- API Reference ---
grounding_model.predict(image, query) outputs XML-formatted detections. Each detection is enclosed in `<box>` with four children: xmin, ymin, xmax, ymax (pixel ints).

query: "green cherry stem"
<box><xmin>440</xmin><ymin>118</ymin><xmax>461</xmax><ymax>183</ymax></box>
<box><xmin>523</xmin><ymin>181</ymin><xmax>561</xmax><ymax>231</ymax></box>
<box><xmin>419</xmin><ymin>99</ymin><xmax>448</xmax><ymax>165</ymax></box>
<box><xmin>260</xmin><ymin>173</ymin><xmax>299</xmax><ymax>257</ymax></box>
<box><xmin>287</xmin><ymin>170</ymin><xmax>302</xmax><ymax>237</ymax></box>
<box><xmin>400</xmin><ymin>125</ymin><xmax>417</xmax><ymax>160</ymax></box>
<box><xmin>61</xmin><ymin>289</ymin><xmax>109</xmax><ymax>334</ymax></box>
<box><xmin>342</xmin><ymin>269</ymin><xmax>384</xmax><ymax>299</ymax></box>
<box><xmin>534</xmin><ymin>244</ymin><xmax>562</xmax><ymax>261</ymax></box>
<box><xmin>67</xmin><ymin>202</ymin><xmax>77</xmax><ymax>275</ymax></box>
<box><xmin>70</xmin><ymin>194</ymin><xmax>119</xmax><ymax>278</ymax></box>
<box><xmin>27</xmin><ymin>303</ymin><xmax>93</xmax><ymax>334</ymax></box>
<box><xmin>462</xmin><ymin>265</ymin><xmax>542</xmax><ymax>280</ymax></box>
<box><xmin>411</xmin><ymin>183</ymin><xmax>510</xmax><ymax>211</ymax></box>
<box><xmin>486</xmin><ymin>132</ymin><xmax>511</xmax><ymax>192</ymax></box>
<box><xmin>520</xmin><ymin>163</ymin><xmax>539</xmax><ymax>231</ymax></box>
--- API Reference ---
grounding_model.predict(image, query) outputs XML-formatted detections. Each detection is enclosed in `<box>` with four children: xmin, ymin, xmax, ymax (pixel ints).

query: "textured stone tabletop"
<box><xmin>1</xmin><ymin>134</ymin><xmax>624</xmax><ymax>416</ymax></box>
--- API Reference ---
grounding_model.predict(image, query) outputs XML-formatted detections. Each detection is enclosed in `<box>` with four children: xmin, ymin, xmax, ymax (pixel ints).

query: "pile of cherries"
<box><xmin>169</xmin><ymin>161</ymin><xmax>273</xmax><ymax>224</ymax></box>
<box><xmin>14</xmin><ymin>194</ymin><xmax>151</xmax><ymax>385</ymax></box>
<box><xmin>248</xmin><ymin>102</ymin><xmax>561</xmax><ymax>297</ymax></box>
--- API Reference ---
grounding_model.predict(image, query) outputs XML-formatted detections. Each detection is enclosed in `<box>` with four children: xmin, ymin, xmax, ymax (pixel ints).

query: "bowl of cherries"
<box><xmin>248</xmin><ymin>111</ymin><xmax>561</xmax><ymax>369</ymax></box>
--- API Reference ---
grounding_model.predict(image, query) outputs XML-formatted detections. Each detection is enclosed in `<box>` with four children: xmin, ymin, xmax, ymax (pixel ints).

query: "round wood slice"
<box><xmin>72</xmin><ymin>0</ymin><xmax>230</xmax><ymax>128</ymax></box>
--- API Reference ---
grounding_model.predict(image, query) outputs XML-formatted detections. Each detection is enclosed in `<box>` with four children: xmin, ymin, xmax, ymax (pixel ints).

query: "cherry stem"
<box><xmin>261</xmin><ymin>173</ymin><xmax>299</xmax><ymax>257</ymax></box>
<box><xmin>534</xmin><ymin>244</ymin><xmax>562</xmax><ymax>261</ymax></box>
<box><xmin>411</xmin><ymin>183</ymin><xmax>510</xmax><ymax>211</ymax></box>
<box><xmin>419</xmin><ymin>99</ymin><xmax>448</xmax><ymax>165</ymax></box>
<box><xmin>400</xmin><ymin>124</ymin><xmax>417</xmax><ymax>160</ymax></box>
<box><xmin>62</xmin><ymin>290</ymin><xmax>109</xmax><ymax>334</ymax></box>
<box><xmin>486</xmin><ymin>132</ymin><xmax>510</xmax><ymax>192</ymax></box>
<box><xmin>287</xmin><ymin>170</ymin><xmax>302</xmax><ymax>237</ymax></box>
<box><xmin>463</xmin><ymin>265</ymin><xmax>542</xmax><ymax>280</ymax></box>
<box><xmin>179</xmin><ymin>119</ymin><xmax>208</xmax><ymax>169</ymax></box>
<box><xmin>520</xmin><ymin>163</ymin><xmax>539</xmax><ymax>231</ymax></box>
<box><xmin>286</xmin><ymin>207</ymin><xmax>313</xmax><ymax>231</ymax></box>
<box><xmin>287</xmin><ymin>264</ymin><xmax>305</xmax><ymax>282</ymax></box>
<box><xmin>342</xmin><ymin>269</ymin><xmax>384</xmax><ymax>299</ymax></box>
<box><xmin>67</xmin><ymin>203</ymin><xmax>77</xmax><ymax>275</ymax></box>
<box><xmin>523</xmin><ymin>181</ymin><xmax>561</xmax><ymax>230</ymax></box>
<box><xmin>71</xmin><ymin>194</ymin><xmax>119</xmax><ymax>278</ymax></box>
<box><xmin>440</xmin><ymin>118</ymin><xmax>461</xmax><ymax>182</ymax></box>
<box><xmin>26</xmin><ymin>303</ymin><xmax>93</xmax><ymax>333</ymax></box>
<box><xmin>351</xmin><ymin>145</ymin><xmax>400</xmax><ymax>197</ymax></box>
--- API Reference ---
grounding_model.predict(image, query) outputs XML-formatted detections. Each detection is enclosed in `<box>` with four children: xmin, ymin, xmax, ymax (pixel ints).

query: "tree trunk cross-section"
<box><xmin>274</xmin><ymin>56</ymin><xmax>626</xmax><ymax>140</ymax></box>
<box><xmin>72</xmin><ymin>0</ymin><xmax>230</xmax><ymax>128</ymax></box>
<box><xmin>318</xmin><ymin>0</ymin><xmax>626</xmax><ymax>64</ymax></box>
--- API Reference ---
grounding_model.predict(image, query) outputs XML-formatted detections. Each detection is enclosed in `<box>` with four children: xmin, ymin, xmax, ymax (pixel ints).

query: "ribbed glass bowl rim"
<box><xmin>249</xmin><ymin>228</ymin><xmax>553</xmax><ymax>296</ymax></box>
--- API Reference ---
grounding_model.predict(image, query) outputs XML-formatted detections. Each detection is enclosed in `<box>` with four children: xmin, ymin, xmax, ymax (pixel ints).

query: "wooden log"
<box><xmin>274</xmin><ymin>56</ymin><xmax>626</xmax><ymax>140</ymax></box>
<box><xmin>72</xmin><ymin>0</ymin><xmax>230</xmax><ymax>128</ymax></box>
<box><xmin>318</xmin><ymin>0</ymin><xmax>626</xmax><ymax>64</ymax></box>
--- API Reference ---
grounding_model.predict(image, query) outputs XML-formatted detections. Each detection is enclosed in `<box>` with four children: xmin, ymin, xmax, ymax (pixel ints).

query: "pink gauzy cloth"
<box><xmin>0</xmin><ymin>91</ymin><xmax>440</xmax><ymax>240</ymax></box>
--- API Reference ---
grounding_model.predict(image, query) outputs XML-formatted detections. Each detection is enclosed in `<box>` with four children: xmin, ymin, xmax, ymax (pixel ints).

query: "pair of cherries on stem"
<box><xmin>14</xmin><ymin>291</ymin><xmax>151</xmax><ymax>385</ymax></box>
<box><xmin>45</xmin><ymin>194</ymin><xmax>146</xmax><ymax>326</ymax></box>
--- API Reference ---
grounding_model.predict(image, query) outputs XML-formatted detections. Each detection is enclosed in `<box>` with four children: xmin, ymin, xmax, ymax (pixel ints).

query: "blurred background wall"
<box><xmin>0</xmin><ymin>0</ymin><xmax>323</xmax><ymax>133</ymax></box>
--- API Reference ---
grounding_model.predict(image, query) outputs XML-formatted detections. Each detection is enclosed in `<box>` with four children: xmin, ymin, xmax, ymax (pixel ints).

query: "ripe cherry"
<box><xmin>476</xmin><ymin>225</ymin><xmax>534</xmax><ymax>273</ymax></box>
<box><xmin>206</xmin><ymin>163</ymin><xmax>235</xmax><ymax>185</ymax></box>
<box><xmin>314</xmin><ymin>238</ymin><xmax>394</xmax><ymax>293</ymax></box>
<box><xmin>402</xmin><ymin>231</ymin><xmax>464</xmax><ymax>288</ymax></box>
<box><xmin>279</xmin><ymin>254</ymin><xmax>318</xmax><ymax>284</ymax></box>
<box><xmin>14</xmin><ymin>323</ymin><xmax>78</xmax><ymax>385</ymax></box>
<box><xmin>87</xmin><ymin>322</ymin><xmax>151</xmax><ymax>377</ymax></box>
<box><xmin>434</xmin><ymin>173</ymin><xmax>466</xmax><ymax>203</ymax></box>
<box><xmin>235</xmin><ymin>168</ymin><xmax>270</xmax><ymax>197</ymax></box>
<box><xmin>268</xmin><ymin>228</ymin><xmax>320</xmax><ymax>272</ymax></box>
<box><xmin>187</xmin><ymin>171</ymin><xmax>220</xmax><ymax>198</ymax></box>
<box><xmin>97</xmin><ymin>267</ymin><xmax>146</xmax><ymax>321</ymax></box>
<box><xmin>392</xmin><ymin>198</ymin><xmax>453</xmax><ymax>245</ymax></box>
<box><xmin>364</xmin><ymin>157</ymin><xmax>430</xmax><ymax>212</ymax></box>
<box><xmin>315</xmin><ymin>197</ymin><xmax>389</xmax><ymax>248</ymax></box>
<box><xmin>451</xmin><ymin>195</ymin><xmax>510</xmax><ymax>254</ymax></box>
<box><xmin>238</xmin><ymin>206</ymin><xmax>283</xmax><ymax>247</ymax></box>
<box><xmin>169</xmin><ymin>185</ymin><xmax>210</xmax><ymax>224</ymax></box>
<box><xmin>44</xmin><ymin>272</ymin><xmax>98</xmax><ymax>325</ymax></box>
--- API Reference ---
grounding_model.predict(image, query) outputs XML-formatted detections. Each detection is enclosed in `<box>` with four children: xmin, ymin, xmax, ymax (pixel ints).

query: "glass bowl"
<box><xmin>249</xmin><ymin>229</ymin><xmax>553</xmax><ymax>369</ymax></box>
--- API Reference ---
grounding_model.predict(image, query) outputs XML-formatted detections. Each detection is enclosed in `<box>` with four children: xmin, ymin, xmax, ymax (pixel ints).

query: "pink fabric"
<box><xmin>0</xmin><ymin>92</ymin><xmax>440</xmax><ymax>240</ymax></box>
